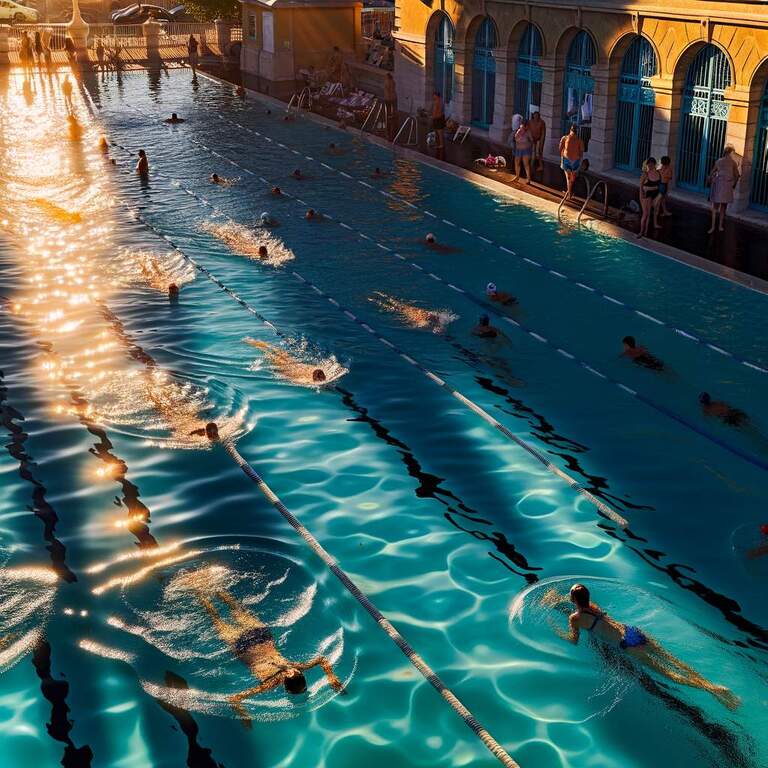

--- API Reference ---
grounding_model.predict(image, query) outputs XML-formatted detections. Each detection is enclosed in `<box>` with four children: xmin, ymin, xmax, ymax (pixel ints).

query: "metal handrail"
<box><xmin>556</xmin><ymin>174</ymin><xmax>594</xmax><ymax>218</ymax></box>
<box><xmin>577</xmin><ymin>180</ymin><xmax>609</xmax><ymax>225</ymax></box>
<box><xmin>360</xmin><ymin>99</ymin><xmax>384</xmax><ymax>133</ymax></box>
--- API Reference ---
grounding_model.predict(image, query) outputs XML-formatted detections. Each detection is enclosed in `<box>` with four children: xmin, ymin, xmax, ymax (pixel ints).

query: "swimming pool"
<box><xmin>0</xmin><ymin>66</ymin><xmax>766</xmax><ymax>768</ymax></box>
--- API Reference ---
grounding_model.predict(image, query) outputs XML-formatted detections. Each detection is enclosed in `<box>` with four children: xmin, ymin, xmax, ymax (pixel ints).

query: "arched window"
<box><xmin>563</xmin><ymin>31</ymin><xmax>597</xmax><ymax>149</ymax></box>
<box><xmin>433</xmin><ymin>14</ymin><xmax>455</xmax><ymax>106</ymax></box>
<box><xmin>750</xmin><ymin>80</ymin><xmax>768</xmax><ymax>209</ymax></box>
<box><xmin>471</xmin><ymin>17</ymin><xmax>498</xmax><ymax>128</ymax></box>
<box><xmin>514</xmin><ymin>23</ymin><xmax>543</xmax><ymax>118</ymax></box>
<box><xmin>614</xmin><ymin>37</ymin><xmax>657</xmax><ymax>171</ymax></box>
<box><xmin>677</xmin><ymin>45</ymin><xmax>731</xmax><ymax>192</ymax></box>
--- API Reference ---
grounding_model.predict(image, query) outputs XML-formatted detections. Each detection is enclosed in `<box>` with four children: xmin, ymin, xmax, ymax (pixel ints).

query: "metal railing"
<box><xmin>361</xmin><ymin>8</ymin><xmax>394</xmax><ymax>39</ymax></box>
<box><xmin>577</xmin><ymin>180</ymin><xmax>609</xmax><ymax>224</ymax></box>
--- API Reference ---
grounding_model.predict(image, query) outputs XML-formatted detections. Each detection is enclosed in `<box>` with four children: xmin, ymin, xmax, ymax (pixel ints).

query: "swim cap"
<box><xmin>425</xmin><ymin>233</ymin><xmax>435</xmax><ymax>243</ymax></box>
<box><xmin>760</xmin><ymin>523</ymin><xmax>768</xmax><ymax>536</ymax></box>
<box><xmin>486</xmin><ymin>282</ymin><xmax>497</xmax><ymax>295</ymax></box>
<box><xmin>699</xmin><ymin>392</ymin><xmax>711</xmax><ymax>405</ymax></box>
<box><xmin>260</xmin><ymin>212</ymin><xmax>270</xmax><ymax>222</ymax></box>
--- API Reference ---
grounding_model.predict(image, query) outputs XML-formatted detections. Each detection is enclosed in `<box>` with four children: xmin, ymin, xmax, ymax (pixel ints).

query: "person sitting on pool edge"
<box><xmin>544</xmin><ymin>583</ymin><xmax>739</xmax><ymax>709</ymax></box>
<box><xmin>136</xmin><ymin>149</ymin><xmax>149</xmax><ymax>176</ymax></box>
<box><xmin>621</xmin><ymin>336</ymin><xmax>664</xmax><ymax>371</ymax></box>
<box><xmin>185</xmin><ymin>576</ymin><xmax>344</xmax><ymax>723</ymax></box>
<box><xmin>699</xmin><ymin>392</ymin><xmax>749</xmax><ymax>427</ymax></box>
<box><xmin>485</xmin><ymin>282</ymin><xmax>516</xmax><ymax>305</ymax></box>
<box><xmin>471</xmin><ymin>314</ymin><xmax>499</xmax><ymax>339</ymax></box>
<box><xmin>164</xmin><ymin>113</ymin><xmax>185</xmax><ymax>124</ymax></box>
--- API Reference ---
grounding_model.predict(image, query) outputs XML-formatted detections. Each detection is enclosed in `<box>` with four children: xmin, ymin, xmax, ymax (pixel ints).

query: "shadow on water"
<box><xmin>0</xmin><ymin>369</ymin><xmax>77</xmax><ymax>582</ymax></box>
<box><xmin>597</xmin><ymin>643</ymin><xmax>754</xmax><ymax>767</ymax></box>
<box><xmin>154</xmin><ymin>671</ymin><xmax>227</xmax><ymax>768</ymax></box>
<box><xmin>32</xmin><ymin>639</ymin><xmax>93</xmax><ymax>768</ymax></box>
<box><xmin>336</xmin><ymin>386</ymin><xmax>541</xmax><ymax>583</ymax></box>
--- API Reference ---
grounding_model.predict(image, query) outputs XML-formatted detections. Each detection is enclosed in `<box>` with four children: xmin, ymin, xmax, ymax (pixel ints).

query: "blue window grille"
<box><xmin>614</xmin><ymin>37</ymin><xmax>656</xmax><ymax>171</ymax></box>
<box><xmin>677</xmin><ymin>45</ymin><xmax>731</xmax><ymax>193</ymax></box>
<box><xmin>563</xmin><ymin>31</ymin><xmax>596</xmax><ymax>150</ymax></box>
<box><xmin>750</xmin><ymin>80</ymin><xmax>768</xmax><ymax>210</ymax></box>
<box><xmin>514</xmin><ymin>23</ymin><xmax>543</xmax><ymax>118</ymax></box>
<box><xmin>433</xmin><ymin>14</ymin><xmax>455</xmax><ymax>106</ymax></box>
<box><xmin>471</xmin><ymin>17</ymin><xmax>498</xmax><ymax>129</ymax></box>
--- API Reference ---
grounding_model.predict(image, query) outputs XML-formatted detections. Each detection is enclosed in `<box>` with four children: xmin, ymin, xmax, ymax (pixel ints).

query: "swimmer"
<box><xmin>283</xmin><ymin>113</ymin><xmax>295</xmax><ymax>122</ymax></box>
<box><xmin>235</xmin><ymin>85</ymin><xmax>245</xmax><ymax>98</ymax></box>
<box><xmin>304</xmin><ymin>209</ymin><xmax>322</xmax><ymax>221</ymax></box>
<box><xmin>189</xmin><ymin>422</ymin><xmax>219</xmax><ymax>441</ymax></box>
<box><xmin>369</xmin><ymin>292</ymin><xmax>453</xmax><ymax>332</ymax></box>
<box><xmin>265</xmin><ymin>109</ymin><xmax>272</xmax><ymax>116</ymax></box>
<box><xmin>699</xmin><ymin>392</ymin><xmax>749</xmax><ymax>427</ymax></box>
<box><xmin>257</xmin><ymin>212</ymin><xmax>276</xmax><ymax>227</ymax></box>
<box><xmin>257</xmin><ymin>246</ymin><xmax>268</xmax><ymax>260</ymax></box>
<box><xmin>164</xmin><ymin>113</ymin><xmax>185</xmax><ymax>124</ymax></box>
<box><xmin>187</xmin><ymin>583</ymin><xmax>343</xmax><ymax>720</ymax></box>
<box><xmin>544</xmin><ymin>584</ymin><xmax>739</xmax><ymax>710</ymax></box>
<box><xmin>168</xmin><ymin>283</ymin><xmax>179</xmax><ymax>302</ymax></box>
<box><xmin>423</xmin><ymin>233</ymin><xmax>460</xmax><ymax>254</ymax></box>
<box><xmin>621</xmin><ymin>336</ymin><xmax>664</xmax><ymax>371</ymax></box>
<box><xmin>270</xmin><ymin>186</ymin><xmax>282</xmax><ymax>197</ymax></box>
<box><xmin>327</xmin><ymin>143</ymin><xmax>343</xmax><ymax>155</ymax></box>
<box><xmin>746</xmin><ymin>523</ymin><xmax>768</xmax><ymax>560</ymax></box>
<box><xmin>97</xmin><ymin>135</ymin><xmax>109</xmax><ymax>153</ymax></box>
<box><xmin>136</xmin><ymin>149</ymin><xmax>149</xmax><ymax>176</ymax></box>
<box><xmin>371</xmin><ymin>167</ymin><xmax>387</xmax><ymax>179</ymax></box>
<box><xmin>485</xmin><ymin>282</ymin><xmax>516</xmax><ymax>305</ymax></box>
<box><xmin>211</xmin><ymin>173</ymin><xmax>222</xmax><ymax>184</ymax></box>
<box><xmin>471</xmin><ymin>314</ymin><xmax>500</xmax><ymax>339</ymax></box>
<box><xmin>291</xmin><ymin>169</ymin><xmax>303</xmax><ymax>180</ymax></box>
<box><xmin>244</xmin><ymin>338</ymin><xmax>333</xmax><ymax>386</ymax></box>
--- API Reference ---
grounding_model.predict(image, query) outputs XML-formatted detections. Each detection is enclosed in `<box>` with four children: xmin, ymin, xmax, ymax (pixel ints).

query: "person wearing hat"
<box><xmin>485</xmin><ymin>282</ymin><xmax>516</xmax><ymax>305</ymax></box>
<box><xmin>423</xmin><ymin>233</ymin><xmax>460</xmax><ymax>254</ymax></box>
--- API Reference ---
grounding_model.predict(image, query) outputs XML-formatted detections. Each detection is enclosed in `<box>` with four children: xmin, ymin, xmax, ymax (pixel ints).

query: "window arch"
<box><xmin>514</xmin><ymin>23</ymin><xmax>543</xmax><ymax>118</ymax></box>
<box><xmin>563</xmin><ymin>31</ymin><xmax>597</xmax><ymax>149</ymax></box>
<box><xmin>471</xmin><ymin>17</ymin><xmax>498</xmax><ymax>128</ymax></box>
<box><xmin>750</xmin><ymin>79</ymin><xmax>768</xmax><ymax>209</ymax></box>
<box><xmin>677</xmin><ymin>44</ymin><xmax>732</xmax><ymax>193</ymax></box>
<box><xmin>433</xmin><ymin>14</ymin><xmax>455</xmax><ymax>106</ymax></box>
<box><xmin>614</xmin><ymin>36</ymin><xmax>657</xmax><ymax>171</ymax></box>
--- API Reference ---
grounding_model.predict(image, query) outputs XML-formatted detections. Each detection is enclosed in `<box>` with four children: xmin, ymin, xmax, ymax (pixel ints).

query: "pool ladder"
<box><xmin>392</xmin><ymin>96</ymin><xmax>418</xmax><ymax>147</ymax></box>
<box><xmin>287</xmin><ymin>86</ymin><xmax>313</xmax><ymax>114</ymax></box>
<box><xmin>360</xmin><ymin>98</ymin><xmax>388</xmax><ymax>134</ymax></box>
<box><xmin>557</xmin><ymin>176</ymin><xmax>609</xmax><ymax>223</ymax></box>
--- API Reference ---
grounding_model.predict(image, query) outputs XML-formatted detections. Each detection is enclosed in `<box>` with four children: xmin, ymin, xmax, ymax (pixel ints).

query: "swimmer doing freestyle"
<box><xmin>244</xmin><ymin>338</ymin><xmax>327</xmax><ymax>383</ymax></box>
<box><xmin>369</xmin><ymin>292</ymin><xmax>451</xmax><ymax>332</ymax></box>
<box><xmin>542</xmin><ymin>584</ymin><xmax>739</xmax><ymax>709</ymax></box>
<box><xmin>622</xmin><ymin>336</ymin><xmax>665</xmax><ymax>371</ymax></box>
<box><xmin>188</xmin><ymin>580</ymin><xmax>344</xmax><ymax>722</ymax></box>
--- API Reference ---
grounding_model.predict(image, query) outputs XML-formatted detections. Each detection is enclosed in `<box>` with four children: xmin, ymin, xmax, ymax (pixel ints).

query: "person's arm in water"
<box><xmin>540</xmin><ymin>589</ymin><xmax>579</xmax><ymax>642</ymax></box>
<box><xmin>296</xmin><ymin>656</ymin><xmax>344</xmax><ymax>692</ymax></box>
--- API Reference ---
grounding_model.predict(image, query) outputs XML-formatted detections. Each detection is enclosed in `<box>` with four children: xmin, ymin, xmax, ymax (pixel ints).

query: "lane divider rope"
<box><xmin>104</xmin><ymin>118</ymin><xmax>768</xmax><ymax>478</ymax></box>
<box><xmin>222</xmin><ymin>438</ymin><xmax>521</xmax><ymax>767</ymax></box>
<box><xmin>205</xmin><ymin>108</ymin><xmax>767</xmax><ymax>376</ymax></box>
<box><xmin>103</xmin><ymin>140</ymin><xmax>632</xmax><ymax>527</ymax></box>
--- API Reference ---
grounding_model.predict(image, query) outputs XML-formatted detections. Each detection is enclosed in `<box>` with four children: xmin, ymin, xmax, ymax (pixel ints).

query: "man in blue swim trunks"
<box><xmin>559</xmin><ymin>124</ymin><xmax>584</xmax><ymax>201</ymax></box>
<box><xmin>541</xmin><ymin>583</ymin><xmax>739</xmax><ymax>709</ymax></box>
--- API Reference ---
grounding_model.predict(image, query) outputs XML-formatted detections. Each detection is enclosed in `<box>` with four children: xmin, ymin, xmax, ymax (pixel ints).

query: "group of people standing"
<box><xmin>18</xmin><ymin>30</ymin><xmax>52</xmax><ymax>73</ymax></box>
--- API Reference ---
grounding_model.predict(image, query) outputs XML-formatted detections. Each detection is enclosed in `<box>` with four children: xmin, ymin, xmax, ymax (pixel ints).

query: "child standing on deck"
<box><xmin>659</xmin><ymin>156</ymin><xmax>673</xmax><ymax>217</ymax></box>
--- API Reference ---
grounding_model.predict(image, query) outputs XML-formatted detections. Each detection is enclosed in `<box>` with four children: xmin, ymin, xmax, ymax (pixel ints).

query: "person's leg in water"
<box><xmin>196</xmin><ymin>592</ymin><xmax>242</xmax><ymax>645</ymax></box>
<box><xmin>628</xmin><ymin>639</ymin><xmax>739</xmax><ymax>709</ymax></box>
<box><xmin>216</xmin><ymin>588</ymin><xmax>264</xmax><ymax>630</ymax></box>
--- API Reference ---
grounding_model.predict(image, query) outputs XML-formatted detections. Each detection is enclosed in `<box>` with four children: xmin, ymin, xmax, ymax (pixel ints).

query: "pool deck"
<box><xmin>199</xmin><ymin>70</ymin><xmax>768</xmax><ymax>298</ymax></box>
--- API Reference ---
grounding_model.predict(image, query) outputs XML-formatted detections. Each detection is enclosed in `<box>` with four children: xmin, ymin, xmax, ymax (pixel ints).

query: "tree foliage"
<box><xmin>184</xmin><ymin>0</ymin><xmax>240</xmax><ymax>22</ymax></box>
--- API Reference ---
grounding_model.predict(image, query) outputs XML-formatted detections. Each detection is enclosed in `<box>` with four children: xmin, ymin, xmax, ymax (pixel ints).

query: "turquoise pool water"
<box><xmin>0</xmin><ymin>67</ymin><xmax>766</xmax><ymax>768</ymax></box>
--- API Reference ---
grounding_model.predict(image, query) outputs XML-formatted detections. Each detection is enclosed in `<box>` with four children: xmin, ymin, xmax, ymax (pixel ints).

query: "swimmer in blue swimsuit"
<box><xmin>542</xmin><ymin>584</ymin><xmax>739</xmax><ymax>709</ymax></box>
<box><xmin>192</xmin><ymin>583</ymin><xmax>345</xmax><ymax>721</ymax></box>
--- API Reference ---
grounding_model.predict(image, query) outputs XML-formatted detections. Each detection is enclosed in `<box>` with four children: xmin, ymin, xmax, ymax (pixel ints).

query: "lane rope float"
<box><xmin>102</xmin><ymin>121</ymin><xmax>768</xmax><ymax>478</ymax></box>
<box><xmin>222</xmin><ymin>437</ymin><xmax>522</xmax><ymax>768</ymax></box>
<box><xmin>103</xmin><ymin>140</ymin><xmax>632</xmax><ymax>528</ymax></box>
<box><xmin>204</xmin><ymin>104</ymin><xmax>767</xmax><ymax>377</ymax></box>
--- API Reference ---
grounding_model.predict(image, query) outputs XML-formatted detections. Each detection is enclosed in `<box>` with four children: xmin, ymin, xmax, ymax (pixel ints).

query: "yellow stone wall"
<box><xmin>394</xmin><ymin>0</ymin><xmax>768</xmax><ymax>210</ymax></box>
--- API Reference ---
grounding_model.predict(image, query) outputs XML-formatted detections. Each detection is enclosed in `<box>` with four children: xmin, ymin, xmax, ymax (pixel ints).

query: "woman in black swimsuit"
<box><xmin>193</xmin><ymin>583</ymin><xmax>344</xmax><ymax>720</ymax></box>
<box><xmin>638</xmin><ymin>157</ymin><xmax>662</xmax><ymax>239</ymax></box>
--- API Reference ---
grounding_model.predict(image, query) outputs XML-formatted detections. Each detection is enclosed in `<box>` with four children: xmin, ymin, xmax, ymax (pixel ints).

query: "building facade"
<box><xmin>393</xmin><ymin>0</ymin><xmax>768</xmax><ymax>213</ymax></box>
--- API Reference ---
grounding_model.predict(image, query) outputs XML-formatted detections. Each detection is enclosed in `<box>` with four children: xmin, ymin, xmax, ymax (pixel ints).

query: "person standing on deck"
<box><xmin>512</xmin><ymin>120</ymin><xmax>533</xmax><ymax>184</ymax></box>
<box><xmin>707</xmin><ymin>145</ymin><xmax>740</xmax><ymax>234</ymax></box>
<box><xmin>96</xmin><ymin>39</ymin><xmax>105</xmax><ymax>73</ymax></box>
<box><xmin>529</xmin><ymin>112</ymin><xmax>546</xmax><ymax>172</ymax></box>
<box><xmin>432</xmin><ymin>91</ymin><xmax>446</xmax><ymax>159</ymax></box>
<box><xmin>559</xmin><ymin>124</ymin><xmax>584</xmax><ymax>201</ymax></box>
<box><xmin>188</xmin><ymin>35</ymin><xmax>199</xmax><ymax>79</ymax></box>
<box><xmin>384</xmin><ymin>72</ymin><xmax>397</xmax><ymax>140</ymax></box>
